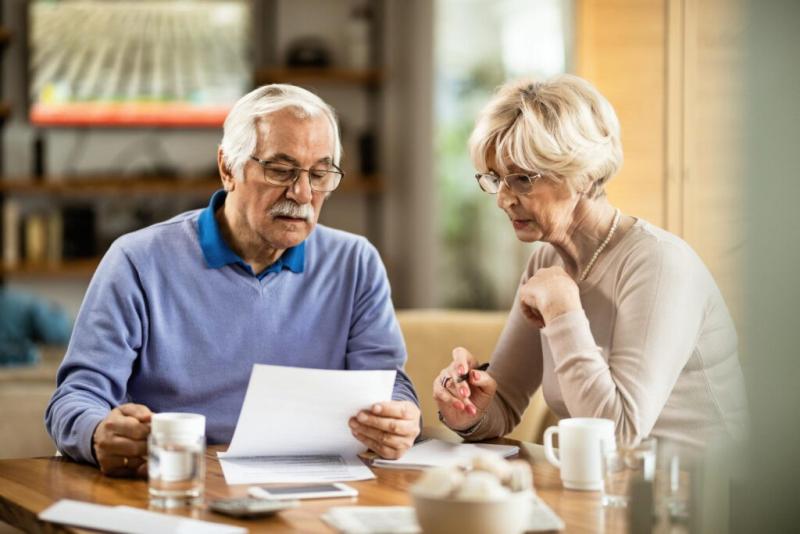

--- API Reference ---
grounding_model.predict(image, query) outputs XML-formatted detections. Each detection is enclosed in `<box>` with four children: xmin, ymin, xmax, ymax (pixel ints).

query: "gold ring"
<box><xmin>123</xmin><ymin>456</ymin><xmax>129</xmax><ymax>468</ymax></box>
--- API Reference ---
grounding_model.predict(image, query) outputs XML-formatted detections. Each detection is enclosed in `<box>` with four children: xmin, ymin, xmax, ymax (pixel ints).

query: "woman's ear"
<box><xmin>574</xmin><ymin>174</ymin><xmax>596</xmax><ymax>198</ymax></box>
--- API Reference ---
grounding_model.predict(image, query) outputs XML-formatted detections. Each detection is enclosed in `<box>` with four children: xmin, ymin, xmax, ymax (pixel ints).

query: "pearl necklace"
<box><xmin>578</xmin><ymin>208</ymin><xmax>621</xmax><ymax>282</ymax></box>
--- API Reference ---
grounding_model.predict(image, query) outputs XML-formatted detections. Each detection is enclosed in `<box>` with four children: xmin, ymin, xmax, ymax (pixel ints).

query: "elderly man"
<box><xmin>46</xmin><ymin>84</ymin><xmax>420</xmax><ymax>477</ymax></box>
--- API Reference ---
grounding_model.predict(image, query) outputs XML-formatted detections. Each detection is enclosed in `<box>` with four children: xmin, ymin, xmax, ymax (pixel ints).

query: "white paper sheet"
<box><xmin>322</xmin><ymin>506</ymin><xmax>421</xmax><ymax>534</ymax></box>
<box><xmin>38</xmin><ymin>499</ymin><xmax>246</xmax><ymax>534</ymax></box>
<box><xmin>218</xmin><ymin>454</ymin><xmax>375</xmax><ymax>485</ymax></box>
<box><xmin>371</xmin><ymin>438</ymin><xmax>519</xmax><ymax>469</ymax></box>
<box><xmin>217</xmin><ymin>364</ymin><xmax>395</xmax><ymax>484</ymax></box>
<box><xmin>221</xmin><ymin>365</ymin><xmax>396</xmax><ymax>458</ymax></box>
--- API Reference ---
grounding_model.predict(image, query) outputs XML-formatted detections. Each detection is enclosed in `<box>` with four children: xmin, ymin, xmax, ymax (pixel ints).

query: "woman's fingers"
<box><xmin>468</xmin><ymin>368</ymin><xmax>498</xmax><ymax>400</ymax></box>
<box><xmin>434</xmin><ymin>371</ymin><xmax>465</xmax><ymax>409</ymax></box>
<box><xmin>450</xmin><ymin>347</ymin><xmax>477</xmax><ymax>376</ymax></box>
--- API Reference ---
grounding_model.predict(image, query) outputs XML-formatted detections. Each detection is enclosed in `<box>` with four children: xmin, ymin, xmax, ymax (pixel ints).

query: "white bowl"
<box><xmin>411</xmin><ymin>489</ymin><xmax>533</xmax><ymax>534</ymax></box>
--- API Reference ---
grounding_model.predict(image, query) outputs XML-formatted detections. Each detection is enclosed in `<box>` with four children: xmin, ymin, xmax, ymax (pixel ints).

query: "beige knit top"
<box><xmin>464</xmin><ymin>219</ymin><xmax>748</xmax><ymax>449</ymax></box>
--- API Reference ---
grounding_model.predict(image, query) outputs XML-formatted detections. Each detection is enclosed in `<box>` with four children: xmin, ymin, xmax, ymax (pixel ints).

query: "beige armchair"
<box><xmin>397</xmin><ymin>309</ymin><xmax>554</xmax><ymax>444</ymax></box>
<box><xmin>0</xmin><ymin>347</ymin><xmax>63</xmax><ymax>459</ymax></box>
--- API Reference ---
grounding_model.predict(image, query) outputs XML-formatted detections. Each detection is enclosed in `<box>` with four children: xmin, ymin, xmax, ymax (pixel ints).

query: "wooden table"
<box><xmin>0</xmin><ymin>439</ymin><xmax>626</xmax><ymax>533</ymax></box>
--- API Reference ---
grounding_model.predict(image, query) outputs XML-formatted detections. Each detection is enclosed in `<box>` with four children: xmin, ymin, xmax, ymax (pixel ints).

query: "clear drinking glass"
<box><xmin>602</xmin><ymin>437</ymin><xmax>657</xmax><ymax>507</ymax></box>
<box><xmin>148</xmin><ymin>413</ymin><xmax>206</xmax><ymax>508</ymax></box>
<box><xmin>653</xmin><ymin>440</ymin><xmax>692</xmax><ymax>523</ymax></box>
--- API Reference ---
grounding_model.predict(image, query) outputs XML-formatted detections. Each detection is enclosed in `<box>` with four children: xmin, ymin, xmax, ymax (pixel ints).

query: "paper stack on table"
<box><xmin>218</xmin><ymin>364</ymin><xmax>396</xmax><ymax>485</ymax></box>
<box><xmin>322</xmin><ymin>506</ymin><xmax>421</xmax><ymax>534</ymax></box>
<box><xmin>371</xmin><ymin>438</ymin><xmax>519</xmax><ymax>469</ymax></box>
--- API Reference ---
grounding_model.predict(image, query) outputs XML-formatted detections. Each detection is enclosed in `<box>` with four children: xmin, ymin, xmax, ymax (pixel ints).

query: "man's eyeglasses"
<box><xmin>250</xmin><ymin>156</ymin><xmax>344</xmax><ymax>193</ymax></box>
<box><xmin>475</xmin><ymin>171</ymin><xmax>543</xmax><ymax>195</ymax></box>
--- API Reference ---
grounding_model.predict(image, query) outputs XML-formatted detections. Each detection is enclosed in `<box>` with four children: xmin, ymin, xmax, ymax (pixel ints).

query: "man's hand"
<box><xmin>92</xmin><ymin>403</ymin><xmax>152</xmax><ymax>478</ymax></box>
<box><xmin>349</xmin><ymin>400</ymin><xmax>421</xmax><ymax>460</ymax></box>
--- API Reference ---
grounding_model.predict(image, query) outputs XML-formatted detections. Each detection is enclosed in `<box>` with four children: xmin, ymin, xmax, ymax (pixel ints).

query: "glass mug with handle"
<box><xmin>543</xmin><ymin>417</ymin><xmax>615</xmax><ymax>491</ymax></box>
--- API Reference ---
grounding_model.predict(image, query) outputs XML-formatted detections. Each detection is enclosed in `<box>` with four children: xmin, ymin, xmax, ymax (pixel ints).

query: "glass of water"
<box><xmin>602</xmin><ymin>437</ymin><xmax>657</xmax><ymax>507</ymax></box>
<box><xmin>148</xmin><ymin>413</ymin><xmax>206</xmax><ymax>508</ymax></box>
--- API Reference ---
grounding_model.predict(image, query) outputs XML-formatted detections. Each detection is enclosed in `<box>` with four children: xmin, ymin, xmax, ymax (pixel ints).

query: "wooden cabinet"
<box><xmin>576</xmin><ymin>0</ymin><xmax>745</xmax><ymax>330</ymax></box>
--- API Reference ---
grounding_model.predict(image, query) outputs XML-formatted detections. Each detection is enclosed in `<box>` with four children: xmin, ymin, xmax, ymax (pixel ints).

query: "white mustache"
<box><xmin>270</xmin><ymin>200</ymin><xmax>314</xmax><ymax>222</ymax></box>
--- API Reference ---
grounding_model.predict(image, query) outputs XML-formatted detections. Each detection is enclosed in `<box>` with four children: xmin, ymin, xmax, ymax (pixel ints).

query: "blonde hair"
<box><xmin>220</xmin><ymin>84</ymin><xmax>342</xmax><ymax>181</ymax></box>
<box><xmin>469</xmin><ymin>74</ymin><xmax>622</xmax><ymax>198</ymax></box>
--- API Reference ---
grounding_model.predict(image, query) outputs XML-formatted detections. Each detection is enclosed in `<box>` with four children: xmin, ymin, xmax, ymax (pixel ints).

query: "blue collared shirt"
<box><xmin>197</xmin><ymin>190</ymin><xmax>305</xmax><ymax>279</ymax></box>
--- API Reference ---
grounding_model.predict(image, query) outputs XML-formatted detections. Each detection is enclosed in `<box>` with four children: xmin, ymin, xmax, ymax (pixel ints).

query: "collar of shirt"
<box><xmin>197</xmin><ymin>189</ymin><xmax>305</xmax><ymax>279</ymax></box>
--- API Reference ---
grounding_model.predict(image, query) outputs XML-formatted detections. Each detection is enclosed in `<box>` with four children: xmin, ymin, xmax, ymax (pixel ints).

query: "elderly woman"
<box><xmin>433</xmin><ymin>75</ymin><xmax>748</xmax><ymax>449</ymax></box>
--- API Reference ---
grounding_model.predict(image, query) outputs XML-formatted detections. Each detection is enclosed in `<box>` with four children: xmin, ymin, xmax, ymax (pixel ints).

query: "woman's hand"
<box><xmin>433</xmin><ymin>347</ymin><xmax>497</xmax><ymax>431</ymax></box>
<box><xmin>519</xmin><ymin>266</ymin><xmax>582</xmax><ymax>327</ymax></box>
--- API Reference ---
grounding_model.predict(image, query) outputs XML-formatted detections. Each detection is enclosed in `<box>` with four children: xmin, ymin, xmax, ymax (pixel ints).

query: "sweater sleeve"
<box><xmin>541</xmin><ymin>241</ymin><xmax>704</xmax><ymax>446</ymax></box>
<box><xmin>460</xmin><ymin>274</ymin><xmax>546</xmax><ymax>441</ymax></box>
<box><xmin>344</xmin><ymin>239</ymin><xmax>419</xmax><ymax>407</ymax></box>
<box><xmin>44</xmin><ymin>241</ymin><xmax>147</xmax><ymax>464</ymax></box>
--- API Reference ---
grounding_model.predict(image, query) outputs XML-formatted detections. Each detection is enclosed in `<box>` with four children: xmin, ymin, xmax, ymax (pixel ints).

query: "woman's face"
<box><xmin>492</xmin><ymin>162</ymin><xmax>579</xmax><ymax>243</ymax></box>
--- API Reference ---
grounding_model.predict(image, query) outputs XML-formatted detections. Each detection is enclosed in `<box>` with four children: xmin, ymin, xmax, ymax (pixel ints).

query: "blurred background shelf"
<box><xmin>254</xmin><ymin>67</ymin><xmax>383</xmax><ymax>87</ymax></box>
<box><xmin>1</xmin><ymin>0</ymin><xmax>398</xmax><ymax>302</ymax></box>
<box><xmin>1</xmin><ymin>258</ymin><xmax>100</xmax><ymax>279</ymax></box>
<box><xmin>0</xmin><ymin>177</ymin><xmax>220</xmax><ymax>196</ymax></box>
<box><xmin>0</xmin><ymin>175</ymin><xmax>384</xmax><ymax>196</ymax></box>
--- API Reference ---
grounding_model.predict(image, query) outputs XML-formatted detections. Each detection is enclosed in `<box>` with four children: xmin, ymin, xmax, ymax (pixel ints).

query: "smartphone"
<box><xmin>248</xmin><ymin>483</ymin><xmax>358</xmax><ymax>501</ymax></box>
<box><xmin>208</xmin><ymin>497</ymin><xmax>299</xmax><ymax>518</ymax></box>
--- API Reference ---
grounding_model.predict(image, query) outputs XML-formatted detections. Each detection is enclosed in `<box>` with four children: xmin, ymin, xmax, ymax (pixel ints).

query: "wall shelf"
<box><xmin>1</xmin><ymin>3</ymin><xmax>388</xmax><ymax>280</ymax></box>
<box><xmin>0</xmin><ymin>175</ymin><xmax>384</xmax><ymax>196</ymax></box>
<box><xmin>0</xmin><ymin>177</ymin><xmax>221</xmax><ymax>196</ymax></box>
<box><xmin>254</xmin><ymin>67</ymin><xmax>383</xmax><ymax>87</ymax></box>
<box><xmin>1</xmin><ymin>258</ymin><xmax>100</xmax><ymax>279</ymax></box>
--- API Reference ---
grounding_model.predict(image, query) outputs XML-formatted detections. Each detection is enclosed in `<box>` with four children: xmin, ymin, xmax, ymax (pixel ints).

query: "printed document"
<box><xmin>218</xmin><ymin>364</ymin><xmax>395</xmax><ymax>484</ymax></box>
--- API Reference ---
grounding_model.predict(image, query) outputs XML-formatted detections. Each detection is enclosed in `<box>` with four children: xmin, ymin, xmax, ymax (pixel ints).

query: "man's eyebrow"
<box><xmin>262</xmin><ymin>153</ymin><xmax>333</xmax><ymax>166</ymax></box>
<box><xmin>265</xmin><ymin>152</ymin><xmax>300</xmax><ymax>165</ymax></box>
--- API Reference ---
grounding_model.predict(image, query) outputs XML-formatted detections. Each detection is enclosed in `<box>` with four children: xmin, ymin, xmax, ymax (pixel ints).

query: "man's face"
<box><xmin>222</xmin><ymin>109</ymin><xmax>334</xmax><ymax>251</ymax></box>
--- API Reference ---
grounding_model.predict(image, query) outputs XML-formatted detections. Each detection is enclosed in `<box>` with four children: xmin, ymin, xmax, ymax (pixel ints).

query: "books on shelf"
<box><xmin>2</xmin><ymin>199</ymin><xmax>20</xmax><ymax>268</ymax></box>
<box><xmin>1</xmin><ymin>203</ymin><xmax>96</xmax><ymax>268</ymax></box>
<box><xmin>24</xmin><ymin>213</ymin><xmax>47</xmax><ymax>263</ymax></box>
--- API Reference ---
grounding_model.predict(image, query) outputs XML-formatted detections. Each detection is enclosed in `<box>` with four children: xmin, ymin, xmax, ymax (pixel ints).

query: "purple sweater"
<box><xmin>46</xmin><ymin>193</ymin><xmax>417</xmax><ymax>465</ymax></box>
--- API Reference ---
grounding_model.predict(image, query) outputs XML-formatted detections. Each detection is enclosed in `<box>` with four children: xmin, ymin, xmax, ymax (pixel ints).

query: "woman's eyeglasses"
<box><xmin>474</xmin><ymin>171</ymin><xmax>543</xmax><ymax>195</ymax></box>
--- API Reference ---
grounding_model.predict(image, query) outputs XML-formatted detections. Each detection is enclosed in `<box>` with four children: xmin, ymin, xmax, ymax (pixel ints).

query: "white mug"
<box><xmin>543</xmin><ymin>417</ymin><xmax>615</xmax><ymax>491</ymax></box>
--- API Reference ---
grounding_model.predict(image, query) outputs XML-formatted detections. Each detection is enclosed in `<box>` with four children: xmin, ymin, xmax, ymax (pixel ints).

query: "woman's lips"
<box><xmin>512</xmin><ymin>219</ymin><xmax>531</xmax><ymax>230</ymax></box>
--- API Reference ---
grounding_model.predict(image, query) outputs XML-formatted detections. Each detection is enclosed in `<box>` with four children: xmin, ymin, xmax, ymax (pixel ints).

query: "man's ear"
<box><xmin>217</xmin><ymin>147</ymin><xmax>235</xmax><ymax>192</ymax></box>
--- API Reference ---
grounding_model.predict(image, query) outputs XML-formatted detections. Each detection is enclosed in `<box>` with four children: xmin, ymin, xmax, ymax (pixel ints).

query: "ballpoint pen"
<box><xmin>456</xmin><ymin>362</ymin><xmax>490</xmax><ymax>383</ymax></box>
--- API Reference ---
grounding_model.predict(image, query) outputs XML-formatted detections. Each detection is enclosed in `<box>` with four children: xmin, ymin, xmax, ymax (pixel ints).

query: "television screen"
<box><xmin>29</xmin><ymin>0</ymin><xmax>251</xmax><ymax>127</ymax></box>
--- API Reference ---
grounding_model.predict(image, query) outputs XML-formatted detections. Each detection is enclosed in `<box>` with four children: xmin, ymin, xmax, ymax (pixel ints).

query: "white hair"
<box><xmin>469</xmin><ymin>74</ymin><xmax>623</xmax><ymax>198</ymax></box>
<box><xmin>220</xmin><ymin>84</ymin><xmax>342</xmax><ymax>181</ymax></box>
